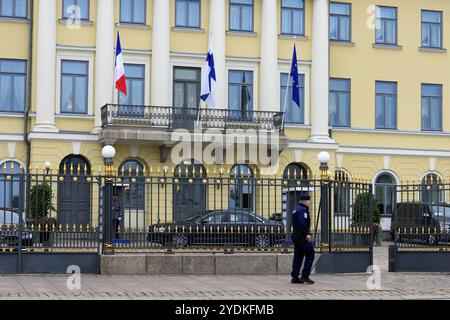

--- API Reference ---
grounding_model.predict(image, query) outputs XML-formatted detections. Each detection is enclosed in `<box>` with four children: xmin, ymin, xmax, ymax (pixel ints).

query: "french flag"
<box><xmin>115</xmin><ymin>31</ymin><xmax>127</xmax><ymax>96</ymax></box>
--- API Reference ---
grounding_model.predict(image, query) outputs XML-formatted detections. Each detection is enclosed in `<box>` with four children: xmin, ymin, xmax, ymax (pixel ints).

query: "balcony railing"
<box><xmin>101</xmin><ymin>104</ymin><xmax>284</xmax><ymax>132</ymax></box>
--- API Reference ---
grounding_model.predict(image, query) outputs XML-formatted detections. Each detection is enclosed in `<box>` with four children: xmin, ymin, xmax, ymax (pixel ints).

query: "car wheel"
<box><xmin>172</xmin><ymin>233</ymin><xmax>189</xmax><ymax>248</ymax></box>
<box><xmin>255</xmin><ymin>234</ymin><xmax>271</xmax><ymax>248</ymax></box>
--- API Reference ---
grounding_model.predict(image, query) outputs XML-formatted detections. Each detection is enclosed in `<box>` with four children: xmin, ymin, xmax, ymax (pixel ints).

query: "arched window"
<box><xmin>334</xmin><ymin>170</ymin><xmax>351</xmax><ymax>216</ymax></box>
<box><xmin>119</xmin><ymin>159</ymin><xmax>145</xmax><ymax>210</ymax></box>
<box><xmin>421</xmin><ymin>173</ymin><xmax>443</xmax><ymax>204</ymax></box>
<box><xmin>173</xmin><ymin>159</ymin><xmax>207</xmax><ymax>222</ymax></box>
<box><xmin>283</xmin><ymin>163</ymin><xmax>309</xmax><ymax>187</ymax></box>
<box><xmin>58</xmin><ymin>155</ymin><xmax>91</xmax><ymax>225</ymax></box>
<box><xmin>375</xmin><ymin>172</ymin><xmax>396</xmax><ymax>216</ymax></box>
<box><xmin>0</xmin><ymin>161</ymin><xmax>22</xmax><ymax>211</ymax></box>
<box><xmin>229</xmin><ymin>164</ymin><xmax>254</xmax><ymax>211</ymax></box>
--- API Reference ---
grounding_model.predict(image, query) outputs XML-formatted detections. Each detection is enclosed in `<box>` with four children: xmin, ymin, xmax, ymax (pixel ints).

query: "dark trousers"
<box><xmin>291</xmin><ymin>238</ymin><xmax>315</xmax><ymax>279</ymax></box>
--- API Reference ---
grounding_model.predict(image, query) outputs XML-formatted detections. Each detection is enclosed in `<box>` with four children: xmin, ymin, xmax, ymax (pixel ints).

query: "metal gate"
<box><xmin>0</xmin><ymin>168</ymin><xmax>101</xmax><ymax>274</ymax></box>
<box><xmin>389</xmin><ymin>179</ymin><xmax>450</xmax><ymax>272</ymax></box>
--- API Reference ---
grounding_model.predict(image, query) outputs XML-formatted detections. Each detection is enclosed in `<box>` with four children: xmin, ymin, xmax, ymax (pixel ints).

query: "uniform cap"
<box><xmin>299</xmin><ymin>194</ymin><xmax>311</xmax><ymax>201</ymax></box>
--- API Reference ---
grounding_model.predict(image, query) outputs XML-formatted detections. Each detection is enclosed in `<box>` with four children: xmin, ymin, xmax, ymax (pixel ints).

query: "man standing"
<box><xmin>291</xmin><ymin>194</ymin><xmax>315</xmax><ymax>284</ymax></box>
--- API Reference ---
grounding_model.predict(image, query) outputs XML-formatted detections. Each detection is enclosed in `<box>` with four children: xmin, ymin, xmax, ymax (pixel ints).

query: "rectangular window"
<box><xmin>228</xmin><ymin>70</ymin><xmax>253</xmax><ymax>120</ymax></box>
<box><xmin>60</xmin><ymin>60</ymin><xmax>88</xmax><ymax>114</ymax></box>
<box><xmin>375</xmin><ymin>81</ymin><xmax>397</xmax><ymax>129</ymax></box>
<box><xmin>376</xmin><ymin>6</ymin><xmax>397</xmax><ymax>45</ymax></box>
<box><xmin>175</xmin><ymin>0</ymin><xmax>200</xmax><ymax>28</ymax></box>
<box><xmin>62</xmin><ymin>0</ymin><xmax>89</xmax><ymax>20</ymax></box>
<box><xmin>422</xmin><ymin>10</ymin><xmax>443</xmax><ymax>49</ymax></box>
<box><xmin>422</xmin><ymin>84</ymin><xmax>442</xmax><ymax>131</ymax></box>
<box><xmin>329</xmin><ymin>78</ymin><xmax>350</xmax><ymax>127</ymax></box>
<box><xmin>229</xmin><ymin>0</ymin><xmax>253</xmax><ymax>32</ymax></box>
<box><xmin>330</xmin><ymin>2</ymin><xmax>351</xmax><ymax>41</ymax></box>
<box><xmin>280</xmin><ymin>73</ymin><xmax>304</xmax><ymax>124</ymax></box>
<box><xmin>0</xmin><ymin>0</ymin><xmax>27</xmax><ymax>18</ymax></box>
<box><xmin>120</xmin><ymin>0</ymin><xmax>146</xmax><ymax>24</ymax></box>
<box><xmin>118</xmin><ymin>64</ymin><xmax>145</xmax><ymax>109</ymax></box>
<box><xmin>281</xmin><ymin>0</ymin><xmax>304</xmax><ymax>36</ymax></box>
<box><xmin>0</xmin><ymin>59</ymin><xmax>26</xmax><ymax>113</ymax></box>
<box><xmin>173</xmin><ymin>67</ymin><xmax>201</xmax><ymax>109</ymax></box>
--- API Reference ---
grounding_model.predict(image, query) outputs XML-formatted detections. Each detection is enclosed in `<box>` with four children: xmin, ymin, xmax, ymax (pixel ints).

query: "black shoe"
<box><xmin>291</xmin><ymin>277</ymin><xmax>304</xmax><ymax>284</ymax></box>
<box><xmin>300</xmin><ymin>276</ymin><xmax>314</xmax><ymax>284</ymax></box>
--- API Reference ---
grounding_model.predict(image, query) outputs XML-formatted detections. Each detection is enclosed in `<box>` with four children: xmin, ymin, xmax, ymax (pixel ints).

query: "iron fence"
<box><xmin>392</xmin><ymin>181</ymin><xmax>450</xmax><ymax>250</ymax></box>
<box><xmin>0</xmin><ymin>168</ymin><xmax>374</xmax><ymax>254</ymax></box>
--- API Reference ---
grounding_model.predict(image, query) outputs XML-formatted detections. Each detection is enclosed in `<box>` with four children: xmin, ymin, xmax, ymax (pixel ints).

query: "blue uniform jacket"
<box><xmin>291</xmin><ymin>203</ymin><xmax>311</xmax><ymax>240</ymax></box>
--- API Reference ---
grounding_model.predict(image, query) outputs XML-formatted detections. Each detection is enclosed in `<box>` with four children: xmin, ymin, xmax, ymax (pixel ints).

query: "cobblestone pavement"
<box><xmin>0</xmin><ymin>243</ymin><xmax>449</xmax><ymax>300</ymax></box>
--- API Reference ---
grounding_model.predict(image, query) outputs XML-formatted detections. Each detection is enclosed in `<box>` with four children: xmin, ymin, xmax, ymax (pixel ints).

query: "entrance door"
<box><xmin>173</xmin><ymin>161</ymin><xmax>206</xmax><ymax>223</ymax></box>
<box><xmin>57</xmin><ymin>155</ymin><xmax>91</xmax><ymax>226</ymax></box>
<box><xmin>173</xmin><ymin>67</ymin><xmax>201</xmax><ymax>130</ymax></box>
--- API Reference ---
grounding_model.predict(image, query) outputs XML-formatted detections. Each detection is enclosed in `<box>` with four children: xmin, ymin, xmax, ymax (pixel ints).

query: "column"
<box><xmin>33</xmin><ymin>0</ymin><xmax>58</xmax><ymax>133</ymax></box>
<box><xmin>93</xmin><ymin>0</ymin><xmax>115</xmax><ymax>133</ymax></box>
<box><xmin>209</xmin><ymin>0</ymin><xmax>226</xmax><ymax>109</ymax></box>
<box><xmin>260</xmin><ymin>0</ymin><xmax>278</xmax><ymax>112</ymax></box>
<box><xmin>151</xmin><ymin>0</ymin><xmax>171</xmax><ymax>106</ymax></box>
<box><xmin>309</xmin><ymin>0</ymin><xmax>333</xmax><ymax>143</ymax></box>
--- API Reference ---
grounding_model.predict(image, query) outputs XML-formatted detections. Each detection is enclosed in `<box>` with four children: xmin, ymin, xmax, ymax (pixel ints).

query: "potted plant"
<box><xmin>351</xmin><ymin>192</ymin><xmax>382</xmax><ymax>246</ymax></box>
<box><xmin>28</xmin><ymin>183</ymin><xmax>56</xmax><ymax>245</ymax></box>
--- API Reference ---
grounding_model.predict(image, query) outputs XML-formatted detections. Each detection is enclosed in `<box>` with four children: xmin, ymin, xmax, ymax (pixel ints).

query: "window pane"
<box><xmin>431</xmin><ymin>24</ymin><xmax>441</xmax><ymax>47</ymax></box>
<box><xmin>376</xmin><ymin>82</ymin><xmax>395</xmax><ymax>94</ymax></box>
<box><xmin>186</xmin><ymin>83</ymin><xmax>198</xmax><ymax>108</ymax></box>
<box><xmin>282</xmin><ymin>0</ymin><xmax>302</xmax><ymax>9</ymax></box>
<box><xmin>15</xmin><ymin>0</ymin><xmax>27</xmax><ymax>17</ymax></box>
<box><xmin>422</xmin><ymin>84</ymin><xmax>441</xmax><ymax>97</ymax></box>
<box><xmin>228</xmin><ymin>85</ymin><xmax>241</xmax><ymax>111</ymax></box>
<box><xmin>125</xmin><ymin>64</ymin><xmax>144</xmax><ymax>78</ymax></box>
<box><xmin>422</xmin><ymin>11</ymin><xmax>441</xmax><ymax>23</ymax></box>
<box><xmin>338</xmin><ymin>93</ymin><xmax>349</xmax><ymax>126</ymax></box>
<box><xmin>281</xmin><ymin>9</ymin><xmax>291</xmax><ymax>34</ymax></box>
<box><xmin>173</xmin><ymin>82</ymin><xmax>184</xmax><ymax>108</ymax></box>
<box><xmin>375</xmin><ymin>95</ymin><xmax>384</xmax><ymax>127</ymax></box>
<box><xmin>176</xmin><ymin>1</ymin><xmax>187</xmax><ymax>26</ymax></box>
<box><xmin>329</xmin><ymin>92</ymin><xmax>337</xmax><ymax>126</ymax></box>
<box><xmin>120</xmin><ymin>0</ymin><xmax>131</xmax><ymax>22</ymax></box>
<box><xmin>174</xmin><ymin>68</ymin><xmax>199</xmax><ymax>81</ymax></box>
<box><xmin>292</xmin><ymin>9</ymin><xmax>303</xmax><ymax>35</ymax></box>
<box><xmin>231</xmin><ymin>0</ymin><xmax>252</xmax><ymax>4</ymax></box>
<box><xmin>339</xmin><ymin>17</ymin><xmax>350</xmax><ymax>40</ymax></box>
<box><xmin>430</xmin><ymin>98</ymin><xmax>441</xmax><ymax>130</ymax></box>
<box><xmin>131</xmin><ymin>79</ymin><xmax>144</xmax><ymax>105</ymax></box>
<box><xmin>379</xmin><ymin>7</ymin><xmax>396</xmax><ymax>19</ymax></box>
<box><xmin>13</xmin><ymin>75</ymin><xmax>25</xmax><ymax>111</ymax></box>
<box><xmin>229</xmin><ymin>5</ymin><xmax>240</xmax><ymax>30</ymax></box>
<box><xmin>385</xmin><ymin>20</ymin><xmax>396</xmax><ymax>43</ymax></box>
<box><xmin>422</xmin><ymin>97</ymin><xmax>430</xmax><ymax>129</ymax></box>
<box><xmin>61</xmin><ymin>76</ymin><xmax>73</xmax><ymax>112</ymax></box>
<box><xmin>79</xmin><ymin>0</ymin><xmax>89</xmax><ymax>19</ymax></box>
<box><xmin>133</xmin><ymin>0</ymin><xmax>145</xmax><ymax>23</ymax></box>
<box><xmin>0</xmin><ymin>60</ymin><xmax>26</xmax><ymax>73</ymax></box>
<box><xmin>62</xmin><ymin>61</ymin><xmax>87</xmax><ymax>75</ymax></box>
<box><xmin>385</xmin><ymin>96</ymin><xmax>396</xmax><ymax>128</ymax></box>
<box><xmin>74</xmin><ymin>76</ymin><xmax>87</xmax><ymax>113</ymax></box>
<box><xmin>330</xmin><ymin>15</ymin><xmax>338</xmax><ymax>39</ymax></box>
<box><xmin>330</xmin><ymin>2</ymin><xmax>349</xmax><ymax>15</ymax></box>
<box><xmin>118</xmin><ymin>80</ymin><xmax>130</xmax><ymax>106</ymax></box>
<box><xmin>1</xmin><ymin>0</ymin><xmax>13</xmax><ymax>16</ymax></box>
<box><xmin>0</xmin><ymin>75</ymin><xmax>11</xmax><ymax>111</ymax></box>
<box><xmin>241</xmin><ymin>6</ymin><xmax>252</xmax><ymax>31</ymax></box>
<box><xmin>422</xmin><ymin>24</ymin><xmax>430</xmax><ymax>46</ymax></box>
<box><xmin>188</xmin><ymin>1</ymin><xmax>199</xmax><ymax>27</ymax></box>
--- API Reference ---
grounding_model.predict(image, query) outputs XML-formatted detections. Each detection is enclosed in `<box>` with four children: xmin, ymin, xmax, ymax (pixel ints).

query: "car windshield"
<box><xmin>432</xmin><ymin>206</ymin><xmax>450</xmax><ymax>219</ymax></box>
<box><xmin>0</xmin><ymin>210</ymin><xmax>20</xmax><ymax>225</ymax></box>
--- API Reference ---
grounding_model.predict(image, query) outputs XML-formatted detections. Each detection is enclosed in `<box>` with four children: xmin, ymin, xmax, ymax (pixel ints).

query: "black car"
<box><xmin>147</xmin><ymin>210</ymin><xmax>285</xmax><ymax>248</ymax></box>
<box><xmin>0</xmin><ymin>209</ymin><xmax>34</xmax><ymax>247</ymax></box>
<box><xmin>391</xmin><ymin>202</ymin><xmax>444</xmax><ymax>245</ymax></box>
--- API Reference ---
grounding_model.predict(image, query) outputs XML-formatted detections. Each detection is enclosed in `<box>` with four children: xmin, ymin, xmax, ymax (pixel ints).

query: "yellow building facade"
<box><xmin>1</xmin><ymin>0</ymin><xmax>450</xmax><ymax>232</ymax></box>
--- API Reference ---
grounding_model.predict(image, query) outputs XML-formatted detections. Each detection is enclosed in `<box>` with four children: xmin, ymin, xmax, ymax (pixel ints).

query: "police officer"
<box><xmin>112</xmin><ymin>193</ymin><xmax>122</xmax><ymax>240</ymax></box>
<box><xmin>291</xmin><ymin>194</ymin><xmax>315</xmax><ymax>284</ymax></box>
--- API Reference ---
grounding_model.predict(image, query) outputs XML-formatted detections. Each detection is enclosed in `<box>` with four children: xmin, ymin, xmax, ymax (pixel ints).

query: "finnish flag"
<box><xmin>200</xmin><ymin>43</ymin><xmax>217</xmax><ymax>108</ymax></box>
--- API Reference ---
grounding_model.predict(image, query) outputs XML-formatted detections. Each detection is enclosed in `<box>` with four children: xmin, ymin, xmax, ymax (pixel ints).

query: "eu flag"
<box><xmin>290</xmin><ymin>45</ymin><xmax>300</xmax><ymax>108</ymax></box>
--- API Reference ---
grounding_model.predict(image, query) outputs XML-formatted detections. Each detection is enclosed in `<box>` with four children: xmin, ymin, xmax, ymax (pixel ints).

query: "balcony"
<box><xmin>101</xmin><ymin>104</ymin><xmax>284</xmax><ymax>132</ymax></box>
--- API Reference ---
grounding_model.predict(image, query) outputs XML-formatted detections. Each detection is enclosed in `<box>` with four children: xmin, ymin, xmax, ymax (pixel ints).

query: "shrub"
<box><xmin>351</xmin><ymin>192</ymin><xmax>381</xmax><ymax>227</ymax></box>
<box><xmin>28</xmin><ymin>183</ymin><xmax>55</xmax><ymax>221</ymax></box>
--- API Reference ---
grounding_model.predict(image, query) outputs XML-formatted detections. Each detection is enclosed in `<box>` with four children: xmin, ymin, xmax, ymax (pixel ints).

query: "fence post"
<box><xmin>102</xmin><ymin>145</ymin><xmax>116</xmax><ymax>254</ymax></box>
<box><xmin>318</xmin><ymin>152</ymin><xmax>331</xmax><ymax>249</ymax></box>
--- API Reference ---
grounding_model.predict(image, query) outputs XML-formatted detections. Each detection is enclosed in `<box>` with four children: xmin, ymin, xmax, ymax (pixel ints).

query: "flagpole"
<box><xmin>281</xmin><ymin>36</ymin><xmax>297</xmax><ymax>129</ymax></box>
